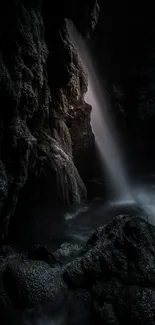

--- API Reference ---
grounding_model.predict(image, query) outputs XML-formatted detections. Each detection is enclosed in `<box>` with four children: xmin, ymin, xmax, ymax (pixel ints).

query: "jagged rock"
<box><xmin>3</xmin><ymin>259</ymin><xmax>66</xmax><ymax>306</ymax></box>
<box><xmin>64</xmin><ymin>215</ymin><xmax>155</xmax><ymax>324</ymax></box>
<box><xmin>1</xmin><ymin>215</ymin><xmax>155</xmax><ymax>324</ymax></box>
<box><xmin>0</xmin><ymin>1</ymin><xmax>99</xmax><ymax>238</ymax></box>
<box><xmin>27</xmin><ymin>244</ymin><xmax>58</xmax><ymax>267</ymax></box>
<box><xmin>69</xmin><ymin>0</ymin><xmax>100</xmax><ymax>38</ymax></box>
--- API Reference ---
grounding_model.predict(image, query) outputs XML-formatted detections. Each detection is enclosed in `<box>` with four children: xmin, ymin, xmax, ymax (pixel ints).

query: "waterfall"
<box><xmin>85</xmin><ymin>76</ymin><xmax>131</xmax><ymax>200</ymax></box>
<box><xmin>67</xmin><ymin>21</ymin><xmax>133</xmax><ymax>201</ymax></box>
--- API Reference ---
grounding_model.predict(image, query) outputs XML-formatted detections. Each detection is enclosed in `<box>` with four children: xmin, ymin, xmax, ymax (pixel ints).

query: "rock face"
<box><xmin>92</xmin><ymin>0</ymin><xmax>155</xmax><ymax>176</ymax></box>
<box><xmin>66</xmin><ymin>102</ymin><xmax>95</xmax><ymax>182</ymax></box>
<box><xmin>0</xmin><ymin>0</ymin><xmax>99</xmax><ymax>238</ymax></box>
<box><xmin>1</xmin><ymin>215</ymin><xmax>155</xmax><ymax>324</ymax></box>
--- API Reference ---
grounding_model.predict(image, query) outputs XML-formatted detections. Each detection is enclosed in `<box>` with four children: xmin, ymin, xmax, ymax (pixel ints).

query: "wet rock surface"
<box><xmin>1</xmin><ymin>215</ymin><xmax>155</xmax><ymax>324</ymax></box>
<box><xmin>0</xmin><ymin>0</ymin><xmax>99</xmax><ymax>238</ymax></box>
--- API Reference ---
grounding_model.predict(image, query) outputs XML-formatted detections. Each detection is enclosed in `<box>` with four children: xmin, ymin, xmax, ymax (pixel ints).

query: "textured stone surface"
<box><xmin>1</xmin><ymin>216</ymin><xmax>155</xmax><ymax>324</ymax></box>
<box><xmin>0</xmin><ymin>0</ymin><xmax>99</xmax><ymax>238</ymax></box>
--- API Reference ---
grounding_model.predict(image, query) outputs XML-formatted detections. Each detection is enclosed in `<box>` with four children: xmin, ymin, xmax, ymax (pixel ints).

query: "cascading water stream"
<box><xmin>67</xmin><ymin>21</ymin><xmax>133</xmax><ymax>201</ymax></box>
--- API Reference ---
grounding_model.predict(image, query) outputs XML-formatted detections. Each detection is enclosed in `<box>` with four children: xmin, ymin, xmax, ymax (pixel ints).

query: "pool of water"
<box><xmin>8</xmin><ymin>178</ymin><xmax>155</xmax><ymax>255</ymax></box>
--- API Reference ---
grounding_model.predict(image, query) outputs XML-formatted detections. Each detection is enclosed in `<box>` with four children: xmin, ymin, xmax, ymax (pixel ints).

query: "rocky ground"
<box><xmin>1</xmin><ymin>215</ymin><xmax>155</xmax><ymax>325</ymax></box>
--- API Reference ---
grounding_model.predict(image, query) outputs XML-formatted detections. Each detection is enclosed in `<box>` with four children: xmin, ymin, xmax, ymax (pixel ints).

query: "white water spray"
<box><xmin>67</xmin><ymin>21</ymin><xmax>132</xmax><ymax>200</ymax></box>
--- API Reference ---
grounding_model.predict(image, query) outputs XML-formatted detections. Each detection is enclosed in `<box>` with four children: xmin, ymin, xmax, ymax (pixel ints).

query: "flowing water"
<box><xmin>7</xmin><ymin>21</ymin><xmax>155</xmax><ymax>325</ymax></box>
<box><xmin>67</xmin><ymin>21</ymin><xmax>132</xmax><ymax>201</ymax></box>
<box><xmin>66</xmin><ymin>21</ymin><xmax>155</xmax><ymax>224</ymax></box>
<box><xmin>10</xmin><ymin>22</ymin><xmax>155</xmax><ymax>256</ymax></box>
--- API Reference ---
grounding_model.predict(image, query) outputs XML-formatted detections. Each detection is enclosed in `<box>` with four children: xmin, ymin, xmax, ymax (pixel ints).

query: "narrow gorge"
<box><xmin>0</xmin><ymin>1</ymin><xmax>155</xmax><ymax>325</ymax></box>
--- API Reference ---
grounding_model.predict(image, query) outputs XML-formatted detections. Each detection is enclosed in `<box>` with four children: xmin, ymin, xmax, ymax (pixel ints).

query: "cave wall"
<box><xmin>0</xmin><ymin>0</ymin><xmax>99</xmax><ymax>239</ymax></box>
<box><xmin>92</xmin><ymin>0</ymin><xmax>155</xmax><ymax>176</ymax></box>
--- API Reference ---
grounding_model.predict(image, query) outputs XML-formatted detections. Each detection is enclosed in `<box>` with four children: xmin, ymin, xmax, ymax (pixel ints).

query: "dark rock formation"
<box><xmin>92</xmin><ymin>0</ymin><xmax>155</xmax><ymax>177</ymax></box>
<box><xmin>0</xmin><ymin>0</ymin><xmax>99</xmax><ymax>239</ymax></box>
<box><xmin>27</xmin><ymin>244</ymin><xmax>58</xmax><ymax>267</ymax></box>
<box><xmin>1</xmin><ymin>215</ymin><xmax>155</xmax><ymax>324</ymax></box>
<box><xmin>66</xmin><ymin>102</ymin><xmax>95</xmax><ymax>182</ymax></box>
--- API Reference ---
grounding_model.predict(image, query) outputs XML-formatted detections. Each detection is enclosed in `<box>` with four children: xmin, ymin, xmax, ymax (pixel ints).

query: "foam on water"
<box><xmin>133</xmin><ymin>186</ymin><xmax>155</xmax><ymax>225</ymax></box>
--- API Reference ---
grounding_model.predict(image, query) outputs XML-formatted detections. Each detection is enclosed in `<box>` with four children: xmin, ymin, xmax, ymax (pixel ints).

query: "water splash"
<box><xmin>67</xmin><ymin>21</ymin><xmax>132</xmax><ymax>201</ymax></box>
<box><xmin>133</xmin><ymin>185</ymin><xmax>155</xmax><ymax>224</ymax></box>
